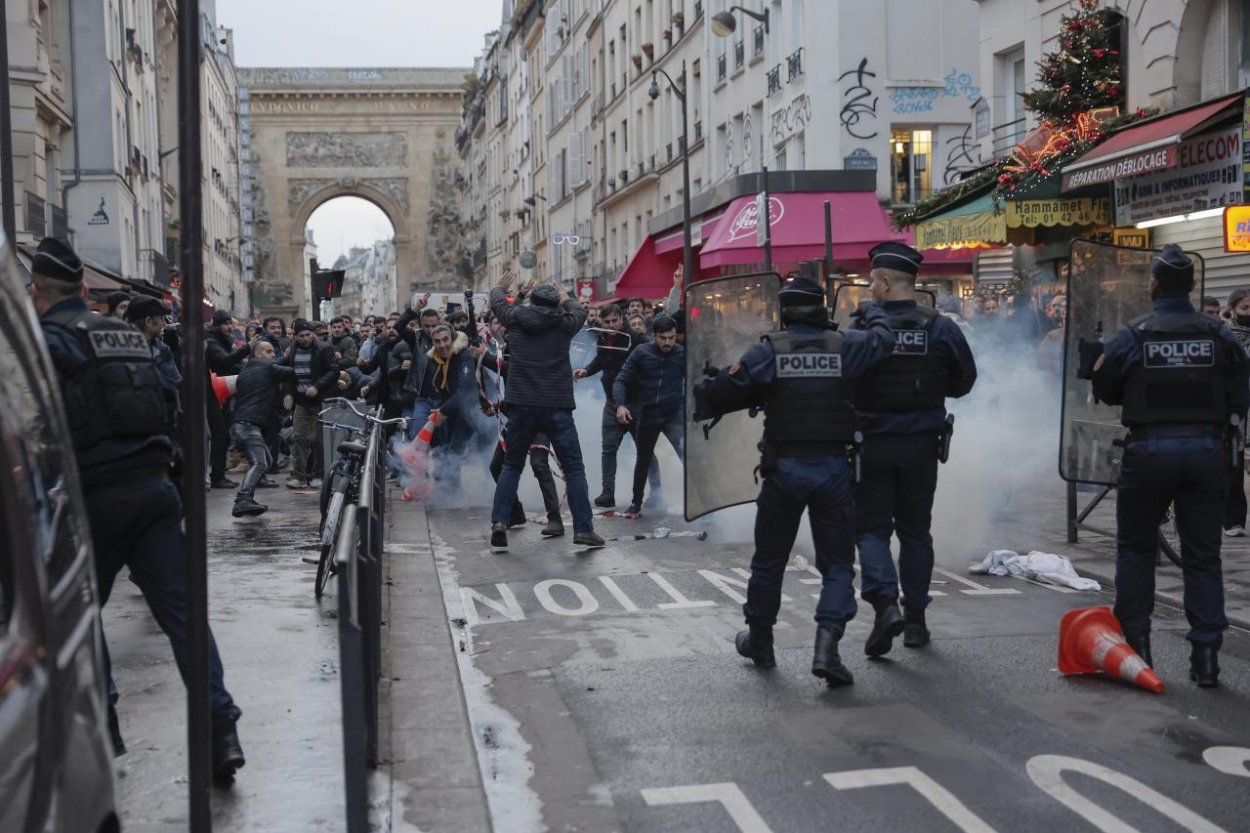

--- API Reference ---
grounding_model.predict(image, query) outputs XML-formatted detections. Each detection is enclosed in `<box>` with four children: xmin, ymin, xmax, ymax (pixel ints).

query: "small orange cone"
<box><xmin>210</xmin><ymin>373</ymin><xmax>238</xmax><ymax>407</ymax></box>
<box><xmin>413</xmin><ymin>410</ymin><xmax>443</xmax><ymax>447</ymax></box>
<box><xmin>1058</xmin><ymin>606</ymin><xmax>1164</xmax><ymax>694</ymax></box>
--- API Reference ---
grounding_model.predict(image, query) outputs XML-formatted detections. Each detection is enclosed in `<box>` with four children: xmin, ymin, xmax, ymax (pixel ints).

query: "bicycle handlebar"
<box><xmin>318</xmin><ymin>398</ymin><xmax>408</xmax><ymax>429</ymax></box>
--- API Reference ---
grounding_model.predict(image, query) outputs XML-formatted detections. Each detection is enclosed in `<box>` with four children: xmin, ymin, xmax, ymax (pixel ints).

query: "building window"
<box><xmin>890</xmin><ymin>128</ymin><xmax>932</xmax><ymax>205</ymax></box>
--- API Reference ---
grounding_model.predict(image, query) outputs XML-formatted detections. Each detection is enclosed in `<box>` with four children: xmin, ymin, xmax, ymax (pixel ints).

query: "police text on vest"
<box><xmin>776</xmin><ymin>353</ymin><xmax>843</xmax><ymax>377</ymax></box>
<box><xmin>1143</xmin><ymin>339</ymin><xmax>1215</xmax><ymax>369</ymax></box>
<box><xmin>89</xmin><ymin>329</ymin><xmax>152</xmax><ymax>359</ymax></box>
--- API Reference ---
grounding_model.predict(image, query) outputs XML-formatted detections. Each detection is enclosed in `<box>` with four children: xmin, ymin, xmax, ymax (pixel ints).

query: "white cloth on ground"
<box><xmin>970</xmin><ymin>549</ymin><xmax>1101</xmax><ymax>591</ymax></box>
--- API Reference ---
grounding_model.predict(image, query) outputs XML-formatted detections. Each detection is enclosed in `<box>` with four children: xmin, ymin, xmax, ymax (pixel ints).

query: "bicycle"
<box><xmin>313</xmin><ymin>400</ymin><xmax>406</xmax><ymax>599</ymax></box>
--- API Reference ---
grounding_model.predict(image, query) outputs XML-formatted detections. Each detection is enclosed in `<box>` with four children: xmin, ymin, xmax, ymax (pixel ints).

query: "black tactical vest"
<box><xmin>762</xmin><ymin>330</ymin><xmax>856</xmax><ymax>448</ymax></box>
<box><xmin>1120</xmin><ymin>311</ymin><xmax>1226</xmax><ymax>427</ymax></box>
<box><xmin>854</xmin><ymin>305</ymin><xmax>948</xmax><ymax>413</ymax></box>
<box><xmin>42</xmin><ymin>307</ymin><xmax>170</xmax><ymax>451</ymax></box>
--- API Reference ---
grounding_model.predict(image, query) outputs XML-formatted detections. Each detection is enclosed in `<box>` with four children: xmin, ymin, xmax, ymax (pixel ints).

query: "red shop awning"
<box><xmin>655</xmin><ymin>208</ymin><xmax>730</xmax><ymax>255</ymax></box>
<box><xmin>1061</xmin><ymin>94</ymin><xmax>1242</xmax><ymax>191</ymax></box>
<box><xmin>612</xmin><ymin>236</ymin><xmax>683</xmax><ymax>300</ymax></box>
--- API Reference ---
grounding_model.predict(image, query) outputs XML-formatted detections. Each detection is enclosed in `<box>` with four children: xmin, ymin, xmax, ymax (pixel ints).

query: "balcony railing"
<box><xmin>991</xmin><ymin>117</ymin><xmax>1028</xmax><ymax>156</ymax></box>
<box><xmin>717</xmin><ymin>53</ymin><xmax>726</xmax><ymax>82</ymax></box>
<box><xmin>24</xmin><ymin>192</ymin><xmax>46</xmax><ymax>237</ymax></box>
<box><xmin>694</xmin><ymin>0</ymin><xmax>703</xmax><ymax>19</ymax></box>
<box><xmin>694</xmin><ymin>120</ymin><xmax>703</xmax><ymax>143</ymax></box>
<box><xmin>766</xmin><ymin>64</ymin><xmax>782</xmax><ymax>96</ymax></box>
<box><xmin>734</xmin><ymin>40</ymin><xmax>745</xmax><ymax>69</ymax></box>
<box><xmin>666</xmin><ymin>142</ymin><xmax>673</xmax><ymax>163</ymax></box>
<box><xmin>786</xmin><ymin>48</ymin><xmax>804</xmax><ymax>82</ymax></box>
<box><xmin>49</xmin><ymin>203</ymin><xmax>67</xmax><ymax>239</ymax></box>
<box><xmin>753</xmin><ymin>25</ymin><xmax>765</xmax><ymax>56</ymax></box>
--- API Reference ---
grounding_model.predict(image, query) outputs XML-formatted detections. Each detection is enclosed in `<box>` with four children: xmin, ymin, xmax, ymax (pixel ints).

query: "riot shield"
<box><xmin>685</xmin><ymin>273</ymin><xmax>782</xmax><ymax>520</ymax></box>
<box><xmin>1059</xmin><ymin>239</ymin><xmax>1205</xmax><ymax>484</ymax></box>
<box><xmin>830</xmin><ymin>281</ymin><xmax>934</xmax><ymax>330</ymax></box>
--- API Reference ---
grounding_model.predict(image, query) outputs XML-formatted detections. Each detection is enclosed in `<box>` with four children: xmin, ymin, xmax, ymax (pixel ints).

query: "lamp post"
<box><xmin>649</xmin><ymin>60</ymin><xmax>694</xmax><ymax>288</ymax></box>
<box><xmin>710</xmin><ymin>5</ymin><xmax>769</xmax><ymax>37</ymax></box>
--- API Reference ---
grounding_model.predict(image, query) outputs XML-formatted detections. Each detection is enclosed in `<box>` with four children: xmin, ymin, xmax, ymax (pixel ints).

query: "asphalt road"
<box><xmin>429</xmin><ymin>506</ymin><xmax>1250</xmax><ymax>833</ymax></box>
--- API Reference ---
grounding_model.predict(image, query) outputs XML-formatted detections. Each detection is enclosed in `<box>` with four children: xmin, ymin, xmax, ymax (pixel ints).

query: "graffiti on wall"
<box><xmin>944</xmin><ymin>124</ymin><xmax>985</xmax><ymax>185</ymax></box>
<box><xmin>890</xmin><ymin>68</ymin><xmax>981</xmax><ymax>115</ymax></box>
<box><xmin>838</xmin><ymin>58</ymin><xmax>879</xmax><ymax>140</ymax></box>
<box><xmin>771</xmin><ymin>94</ymin><xmax>812</xmax><ymax>146</ymax></box>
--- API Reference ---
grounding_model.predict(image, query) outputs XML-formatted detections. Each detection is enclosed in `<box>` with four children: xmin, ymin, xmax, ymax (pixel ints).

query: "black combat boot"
<box><xmin>811</xmin><ymin>627</ymin><xmax>854</xmax><ymax>687</ymax></box>
<box><xmin>594</xmin><ymin>491</ymin><xmax>615</xmax><ymax>508</ymax></box>
<box><xmin>864</xmin><ymin>603</ymin><xmax>906</xmax><ymax>657</ymax></box>
<box><xmin>735</xmin><ymin>626</ymin><xmax>776</xmax><ymax>668</ymax></box>
<box><xmin>541</xmin><ymin>515</ymin><xmax>565</xmax><ymax>538</ymax></box>
<box><xmin>903</xmin><ymin>608</ymin><xmax>931</xmax><ymax>648</ymax></box>
<box><xmin>1125</xmin><ymin>633</ymin><xmax>1153</xmax><ymax>668</ymax></box>
<box><xmin>1190</xmin><ymin>644</ymin><xmax>1220</xmax><ymax>689</ymax></box>
<box><xmin>107</xmin><ymin>704</ymin><xmax>126</xmax><ymax>757</ymax></box>
<box><xmin>211</xmin><ymin>718</ymin><xmax>246</xmax><ymax>784</ymax></box>
<box><xmin>490</xmin><ymin>523</ymin><xmax>508</xmax><ymax>552</ymax></box>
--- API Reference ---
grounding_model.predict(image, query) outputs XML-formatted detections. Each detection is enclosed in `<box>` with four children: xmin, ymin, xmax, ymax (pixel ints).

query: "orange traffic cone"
<box><xmin>1058</xmin><ymin>606</ymin><xmax>1164</xmax><ymax>694</ymax></box>
<box><xmin>210</xmin><ymin>373</ymin><xmax>238</xmax><ymax>407</ymax></box>
<box><xmin>413</xmin><ymin>410</ymin><xmax>443</xmax><ymax>446</ymax></box>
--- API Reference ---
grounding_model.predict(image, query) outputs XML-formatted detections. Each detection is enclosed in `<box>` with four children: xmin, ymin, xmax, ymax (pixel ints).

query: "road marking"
<box><xmin>642</xmin><ymin>783</ymin><xmax>775</xmax><ymax>833</ymax></box>
<box><xmin>648</xmin><ymin>572</ymin><xmax>716</xmax><ymax>609</ymax></box>
<box><xmin>1202</xmin><ymin>746</ymin><xmax>1250</xmax><ymax>778</ymax></box>
<box><xmin>698</xmin><ymin>569</ymin><xmax>791</xmax><ymax>605</ymax></box>
<box><xmin>1026</xmin><ymin>754</ymin><xmax>1229</xmax><ymax>833</ymax></box>
<box><xmin>933</xmin><ymin>566</ymin><xmax>1020</xmax><ymax>596</ymax></box>
<box><xmin>461</xmin><ymin>584</ymin><xmax>525</xmax><ymax>625</ymax></box>
<box><xmin>824</xmin><ymin>766</ymin><xmax>998</xmax><ymax>833</ymax></box>
<box><xmin>534</xmin><ymin>579</ymin><xmax>600</xmax><ymax>616</ymax></box>
<box><xmin>597</xmin><ymin>575</ymin><xmax>640</xmax><ymax>612</ymax></box>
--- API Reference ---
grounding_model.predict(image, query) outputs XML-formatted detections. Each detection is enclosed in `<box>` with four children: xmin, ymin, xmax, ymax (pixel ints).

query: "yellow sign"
<box><xmin>915</xmin><ymin>198</ymin><xmax>1112</xmax><ymax>249</ymax></box>
<box><xmin>1225</xmin><ymin>205</ymin><xmax>1250</xmax><ymax>253</ymax></box>
<box><xmin>1005</xmin><ymin>198</ymin><xmax>1111</xmax><ymax>228</ymax></box>
<box><xmin>1112</xmin><ymin>228</ymin><xmax>1150</xmax><ymax>249</ymax></box>
<box><xmin>914</xmin><ymin>211</ymin><xmax>1007</xmax><ymax>250</ymax></box>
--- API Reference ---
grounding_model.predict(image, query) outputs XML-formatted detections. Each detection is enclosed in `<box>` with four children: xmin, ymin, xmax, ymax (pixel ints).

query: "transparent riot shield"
<box><xmin>1059</xmin><ymin>239</ymin><xmax>1205</xmax><ymax>485</ymax></box>
<box><xmin>685</xmin><ymin>273</ymin><xmax>782</xmax><ymax>520</ymax></box>
<box><xmin>830</xmin><ymin>281</ymin><xmax>934</xmax><ymax>330</ymax></box>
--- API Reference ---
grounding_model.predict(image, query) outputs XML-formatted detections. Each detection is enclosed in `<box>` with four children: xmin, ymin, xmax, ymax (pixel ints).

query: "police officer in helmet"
<box><xmin>28</xmin><ymin>237</ymin><xmax>246</xmax><ymax>781</ymax></box>
<box><xmin>1092</xmin><ymin>244</ymin><xmax>1249</xmax><ymax>688</ymax></box>
<box><xmin>853</xmin><ymin>242</ymin><xmax>977</xmax><ymax>656</ymax></box>
<box><xmin>694</xmin><ymin>276</ymin><xmax>895</xmax><ymax>686</ymax></box>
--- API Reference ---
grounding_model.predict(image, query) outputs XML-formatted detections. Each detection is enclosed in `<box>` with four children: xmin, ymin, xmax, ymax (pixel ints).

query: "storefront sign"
<box><xmin>1006</xmin><ymin>198</ymin><xmax>1111</xmax><ymax>228</ymax></box>
<box><xmin>1113</xmin><ymin>127</ymin><xmax>1243</xmax><ymax>226</ymax></box>
<box><xmin>1225</xmin><ymin>205</ymin><xmax>1250</xmax><ymax>253</ymax></box>
<box><xmin>915</xmin><ymin>211</ymin><xmax>1007</xmax><ymax>250</ymax></box>
<box><xmin>1243</xmin><ymin>94</ymin><xmax>1250</xmax><ymax>196</ymax></box>
<box><xmin>724</xmin><ymin>195</ymin><xmax>784</xmax><ymax>244</ymax></box>
<box><xmin>1061</xmin><ymin>146</ymin><xmax>1178</xmax><ymax>191</ymax></box>
<box><xmin>1112</xmin><ymin>228</ymin><xmax>1150</xmax><ymax>249</ymax></box>
<box><xmin>575</xmin><ymin>279</ymin><xmax>596</xmax><ymax>301</ymax></box>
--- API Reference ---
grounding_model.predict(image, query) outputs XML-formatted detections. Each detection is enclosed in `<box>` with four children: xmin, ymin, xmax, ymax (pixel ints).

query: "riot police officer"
<box><xmin>852</xmin><ymin>242</ymin><xmax>977</xmax><ymax>656</ymax></box>
<box><xmin>27</xmin><ymin>238</ymin><xmax>246</xmax><ymax>780</ymax></box>
<box><xmin>694</xmin><ymin>277</ymin><xmax>895</xmax><ymax>686</ymax></box>
<box><xmin>1092</xmin><ymin>244</ymin><xmax>1249</xmax><ymax>688</ymax></box>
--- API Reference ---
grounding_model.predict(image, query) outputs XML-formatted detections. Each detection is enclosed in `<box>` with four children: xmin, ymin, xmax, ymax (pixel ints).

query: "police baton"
<box><xmin>938</xmin><ymin>414</ymin><xmax>956</xmax><ymax>464</ymax></box>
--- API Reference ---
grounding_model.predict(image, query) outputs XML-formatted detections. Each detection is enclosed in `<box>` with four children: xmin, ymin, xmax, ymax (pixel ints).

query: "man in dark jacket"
<box><xmin>279</xmin><ymin>319</ymin><xmax>339</xmax><ymax>488</ymax></box>
<box><xmin>231</xmin><ymin>340</ymin><xmax>297</xmax><ymax>516</ymax></box>
<box><xmin>329</xmin><ymin>316</ymin><xmax>359</xmax><ymax>368</ymax></box>
<box><xmin>613</xmin><ymin>314</ymin><xmax>685</xmax><ymax>517</ymax></box>
<box><xmin>206</xmin><ymin>309</ymin><xmax>250</xmax><ymax>488</ymax></box>
<box><xmin>488</xmin><ymin>276</ymin><xmax>604</xmax><ymax>551</ymax></box>
<box><xmin>573</xmin><ymin>303</ymin><xmax>658</xmax><ymax>507</ymax></box>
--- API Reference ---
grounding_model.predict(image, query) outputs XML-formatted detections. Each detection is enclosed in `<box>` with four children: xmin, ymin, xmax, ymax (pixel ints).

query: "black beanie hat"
<box><xmin>106</xmin><ymin>291</ymin><xmax>132</xmax><ymax>314</ymax></box>
<box><xmin>126</xmin><ymin>296</ymin><xmax>166</xmax><ymax>323</ymax></box>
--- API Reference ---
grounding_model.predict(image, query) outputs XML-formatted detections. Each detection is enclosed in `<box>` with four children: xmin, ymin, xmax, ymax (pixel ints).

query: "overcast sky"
<box><xmin>217</xmin><ymin>0</ymin><xmax>499</xmax><ymax>262</ymax></box>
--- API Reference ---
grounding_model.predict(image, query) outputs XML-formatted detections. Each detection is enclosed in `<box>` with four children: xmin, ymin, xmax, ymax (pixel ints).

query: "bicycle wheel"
<box><xmin>316</xmin><ymin>489</ymin><xmax>346</xmax><ymax>600</ymax></box>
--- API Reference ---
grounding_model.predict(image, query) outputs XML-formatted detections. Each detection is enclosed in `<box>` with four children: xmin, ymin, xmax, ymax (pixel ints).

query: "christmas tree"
<box><xmin>1021</xmin><ymin>0</ymin><xmax>1123</xmax><ymax>125</ymax></box>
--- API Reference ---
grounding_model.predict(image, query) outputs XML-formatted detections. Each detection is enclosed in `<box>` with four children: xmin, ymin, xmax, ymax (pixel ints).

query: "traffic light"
<box><xmin>311</xmin><ymin>269</ymin><xmax>345</xmax><ymax>300</ymax></box>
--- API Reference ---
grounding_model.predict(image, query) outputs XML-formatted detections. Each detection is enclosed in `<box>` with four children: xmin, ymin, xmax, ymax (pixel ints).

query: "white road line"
<box><xmin>1202</xmin><ymin>746</ymin><xmax>1250</xmax><ymax>778</ymax></box>
<box><xmin>597</xmin><ymin>575</ymin><xmax>640</xmax><ymax>612</ymax></box>
<box><xmin>642</xmin><ymin>783</ymin><xmax>775</xmax><ymax>833</ymax></box>
<box><xmin>648</xmin><ymin>572</ymin><xmax>717</xmax><ymax>609</ymax></box>
<box><xmin>932</xmin><ymin>566</ymin><xmax>1020</xmax><ymax>595</ymax></box>
<box><xmin>825</xmin><ymin>767</ymin><xmax>998</xmax><ymax>833</ymax></box>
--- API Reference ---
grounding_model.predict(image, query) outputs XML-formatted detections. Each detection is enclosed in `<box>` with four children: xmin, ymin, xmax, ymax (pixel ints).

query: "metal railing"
<box><xmin>753</xmin><ymin>24</ymin><xmax>765</xmax><ymax>56</ymax></box>
<box><xmin>331</xmin><ymin>408</ymin><xmax>390</xmax><ymax>833</ymax></box>
<box><xmin>766</xmin><ymin>64</ymin><xmax>782</xmax><ymax>96</ymax></box>
<box><xmin>734</xmin><ymin>40</ymin><xmax>745</xmax><ymax>69</ymax></box>
<box><xmin>992</xmin><ymin>117</ymin><xmax>1029</xmax><ymax>156</ymax></box>
<box><xmin>717</xmin><ymin>53</ymin><xmax>726</xmax><ymax>82</ymax></box>
<box><xmin>787</xmin><ymin>47</ymin><xmax>804</xmax><ymax>82</ymax></box>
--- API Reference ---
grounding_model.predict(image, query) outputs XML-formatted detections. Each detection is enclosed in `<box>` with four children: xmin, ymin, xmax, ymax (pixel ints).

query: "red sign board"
<box><xmin>1062</xmin><ymin>145</ymin><xmax>1179</xmax><ymax>192</ymax></box>
<box><xmin>575</xmin><ymin>279</ymin><xmax>596</xmax><ymax>303</ymax></box>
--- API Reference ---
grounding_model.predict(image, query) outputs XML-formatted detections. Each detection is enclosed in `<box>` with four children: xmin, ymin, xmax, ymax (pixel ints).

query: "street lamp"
<box><xmin>649</xmin><ymin>60</ymin><xmax>694</xmax><ymax>289</ymax></box>
<box><xmin>523</xmin><ymin>193</ymin><xmax>548</xmax><ymax>207</ymax></box>
<box><xmin>710</xmin><ymin>5</ymin><xmax>769</xmax><ymax>38</ymax></box>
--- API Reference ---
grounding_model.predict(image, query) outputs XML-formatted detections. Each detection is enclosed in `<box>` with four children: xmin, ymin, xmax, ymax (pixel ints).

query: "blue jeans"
<box><xmin>230</xmin><ymin>421</ymin><xmax>271</xmax><ymax>500</ymax></box>
<box><xmin>492</xmin><ymin>406</ymin><xmax>594</xmax><ymax>534</ymax></box>
<box><xmin>744</xmin><ymin>456</ymin><xmax>858</xmax><ymax>633</ymax></box>
<box><xmin>406</xmin><ymin>396</ymin><xmax>439</xmax><ymax>441</ymax></box>
<box><xmin>854</xmin><ymin>433</ymin><xmax>940</xmax><ymax>613</ymax></box>
<box><xmin>87</xmin><ymin>476</ymin><xmax>240</xmax><ymax>722</ymax></box>
<box><xmin>1115</xmin><ymin>436</ymin><xmax>1228</xmax><ymax>647</ymax></box>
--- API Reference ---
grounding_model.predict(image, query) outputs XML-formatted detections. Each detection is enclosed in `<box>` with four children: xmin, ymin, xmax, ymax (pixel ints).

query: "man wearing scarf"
<box><xmin>407</xmin><ymin>323</ymin><xmax>477</xmax><ymax>495</ymax></box>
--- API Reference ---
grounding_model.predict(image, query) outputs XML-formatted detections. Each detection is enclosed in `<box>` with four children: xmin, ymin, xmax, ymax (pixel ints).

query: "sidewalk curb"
<box><xmin>1074</xmin><ymin>562</ymin><xmax>1250</xmax><ymax>633</ymax></box>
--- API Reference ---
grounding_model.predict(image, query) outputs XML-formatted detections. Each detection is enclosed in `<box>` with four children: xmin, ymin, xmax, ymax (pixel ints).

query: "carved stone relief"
<box><xmin>288</xmin><ymin>178</ymin><xmax>335</xmax><ymax>213</ymax></box>
<box><xmin>285</xmin><ymin>131</ymin><xmax>409</xmax><ymax>168</ymax></box>
<box><xmin>363</xmin><ymin>177</ymin><xmax>410</xmax><ymax>216</ymax></box>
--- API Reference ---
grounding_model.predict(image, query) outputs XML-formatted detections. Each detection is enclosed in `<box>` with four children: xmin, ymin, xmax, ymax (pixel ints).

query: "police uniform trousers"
<box><xmin>86</xmin><ymin>471</ymin><xmax>241</xmax><ymax>721</ymax></box>
<box><xmin>854</xmin><ymin>433</ymin><xmax>940</xmax><ymax>613</ymax></box>
<box><xmin>1115</xmin><ymin>435</ymin><xmax>1228</xmax><ymax>647</ymax></box>
<box><xmin>744</xmin><ymin>456</ymin><xmax>858</xmax><ymax>633</ymax></box>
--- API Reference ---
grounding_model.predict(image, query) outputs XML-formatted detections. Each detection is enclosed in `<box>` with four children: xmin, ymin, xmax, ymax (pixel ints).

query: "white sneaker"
<box><xmin>1224</xmin><ymin>525</ymin><xmax>1245</xmax><ymax>537</ymax></box>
